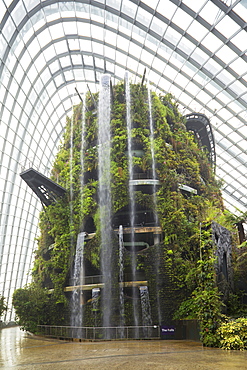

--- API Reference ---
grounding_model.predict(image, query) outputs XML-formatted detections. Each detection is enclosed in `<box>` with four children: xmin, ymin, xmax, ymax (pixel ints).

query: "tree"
<box><xmin>0</xmin><ymin>295</ymin><xmax>7</xmax><ymax>320</ymax></box>
<box><xmin>12</xmin><ymin>284</ymin><xmax>68</xmax><ymax>333</ymax></box>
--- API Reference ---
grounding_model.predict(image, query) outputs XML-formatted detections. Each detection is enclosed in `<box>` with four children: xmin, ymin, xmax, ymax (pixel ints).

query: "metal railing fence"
<box><xmin>37</xmin><ymin>325</ymin><xmax>160</xmax><ymax>340</ymax></box>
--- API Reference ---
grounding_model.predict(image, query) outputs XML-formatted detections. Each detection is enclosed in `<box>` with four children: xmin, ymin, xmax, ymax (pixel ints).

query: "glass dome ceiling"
<box><xmin>1</xmin><ymin>0</ymin><xmax>247</xmax><ymax>320</ymax></box>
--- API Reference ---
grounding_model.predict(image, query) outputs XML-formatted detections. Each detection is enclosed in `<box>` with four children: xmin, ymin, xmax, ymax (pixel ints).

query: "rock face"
<box><xmin>212</xmin><ymin>221</ymin><xmax>233</xmax><ymax>300</ymax></box>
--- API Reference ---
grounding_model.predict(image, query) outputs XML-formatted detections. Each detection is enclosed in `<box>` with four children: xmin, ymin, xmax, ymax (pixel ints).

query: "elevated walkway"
<box><xmin>185</xmin><ymin>113</ymin><xmax>216</xmax><ymax>168</ymax></box>
<box><xmin>64</xmin><ymin>280</ymin><xmax>148</xmax><ymax>292</ymax></box>
<box><xmin>20</xmin><ymin>168</ymin><xmax>66</xmax><ymax>206</ymax></box>
<box><xmin>84</xmin><ymin>226</ymin><xmax>163</xmax><ymax>241</ymax></box>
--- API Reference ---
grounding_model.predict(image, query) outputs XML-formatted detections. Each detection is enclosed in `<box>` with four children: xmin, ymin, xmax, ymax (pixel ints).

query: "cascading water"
<box><xmin>125</xmin><ymin>72</ymin><xmax>139</xmax><ymax>333</ymax></box>
<box><xmin>70</xmin><ymin>96</ymin><xmax>87</xmax><ymax>336</ymax></box>
<box><xmin>147</xmin><ymin>83</ymin><xmax>161</xmax><ymax>324</ymax></box>
<box><xmin>147</xmin><ymin>84</ymin><xmax>158</xmax><ymax>226</ymax></box>
<box><xmin>119</xmin><ymin>225</ymin><xmax>125</xmax><ymax>336</ymax></box>
<box><xmin>139</xmin><ymin>286</ymin><xmax>152</xmax><ymax>337</ymax></box>
<box><xmin>98</xmin><ymin>74</ymin><xmax>113</xmax><ymax>335</ymax></box>
<box><xmin>80</xmin><ymin>95</ymin><xmax>86</xmax><ymax>214</ymax></box>
<box><xmin>70</xmin><ymin>232</ymin><xmax>85</xmax><ymax>338</ymax></box>
<box><xmin>69</xmin><ymin>102</ymin><xmax>74</xmax><ymax>217</ymax></box>
<box><xmin>92</xmin><ymin>288</ymin><xmax>100</xmax><ymax>326</ymax></box>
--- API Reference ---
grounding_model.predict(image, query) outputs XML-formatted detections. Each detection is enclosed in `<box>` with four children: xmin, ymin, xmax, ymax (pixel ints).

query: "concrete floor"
<box><xmin>1</xmin><ymin>326</ymin><xmax>247</xmax><ymax>369</ymax></box>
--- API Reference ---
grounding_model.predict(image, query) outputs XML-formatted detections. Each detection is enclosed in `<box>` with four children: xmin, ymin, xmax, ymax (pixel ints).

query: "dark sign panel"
<box><xmin>161</xmin><ymin>326</ymin><xmax>175</xmax><ymax>335</ymax></box>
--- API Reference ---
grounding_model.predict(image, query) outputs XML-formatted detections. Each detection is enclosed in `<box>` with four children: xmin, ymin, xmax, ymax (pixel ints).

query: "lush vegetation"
<box><xmin>0</xmin><ymin>295</ymin><xmax>7</xmax><ymax>321</ymax></box>
<box><xmin>12</xmin><ymin>81</ymin><xmax>247</xmax><ymax>347</ymax></box>
<box><xmin>12</xmin><ymin>284</ymin><xmax>68</xmax><ymax>333</ymax></box>
<box><xmin>216</xmin><ymin>318</ymin><xmax>247</xmax><ymax>350</ymax></box>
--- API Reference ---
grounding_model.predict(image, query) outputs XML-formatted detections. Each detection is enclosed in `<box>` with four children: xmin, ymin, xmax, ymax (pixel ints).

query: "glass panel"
<box><xmin>121</xmin><ymin>1</ymin><xmax>138</xmax><ymax>18</ymax></box>
<box><xmin>182</xmin><ymin>0</ymin><xmax>206</xmax><ymax>13</ymax></box>
<box><xmin>165</xmin><ymin>27</ymin><xmax>181</xmax><ymax>45</ymax></box>
<box><xmin>106</xmin><ymin>0</ymin><xmax>121</xmax><ymax>10</ymax></box>
<box><xmin>142</xmin><ymin>0</ymin><xmax>159</xmax><ymax>7</ymax></box>
<box><xmin>229</xmin><ymin>58</ymin><xmax>246</xmax><ymax>76</ymax></box>
<box><xmin>150</xmin><ymin>16</ymin><xmax>166</xmax><ymax>35</ymax></box>
<box><xmin>0</xmin><ymin>2</ymin><xmax>7</xmax><ymax>24</ymax></box>
<box><xmin>234</xmin><ymin>2</ymin><xmax>247</xmax><ymax>23</ymax></box>
<box><xmin>231</xmin><ymin>30</ymin><xmax>246</xmax><ymax>50</ymax></box>
<box><xmin>229</xmin><ymin>80</ymin><xmax>244</xmax><ymax>97</ymax></box>
<box><xmin>217</xmin><ymin>69</ymin><xmax>234</xmax><ymax>86</ymax></box>
<box><xmin>11</xmin><ymin>1</ymin><xmax>26</xmax><ymax>28</ymax></box>
<box><xmin>178</xmin><ymin>37</ymin><xmax>195</xmax><ymax>55</ymax></box>
<box><xmin>54</xmin><ymin>40</ymin><xmax>68</xmax><ymax>55</ymax></box>
<box><xmin>25</xmin><ymin>0</ymin><xmax>40</xmax><ymax>12</ymax></box>
<box><xmin>172</xmin><ymin>7</ymin><xmax>193</xmax><ymax>30</ymax></box>
<box><xmin>63</xmin><ymin>21</ymin><xmax>78</xmax><ymax>35</ymax></box>
<box><xmin>2</xmin><ymin>15</ymin><xmax>15</xmax><ymax>42</ymax></box>
<box><xmin>37</xmin><ymin>28</ymin><xmax>52</xmax><ymax>48</ymax></box>
<box><xmin>201</xmin><ymin>32</ymin><xmax>222</xmax><ymax>53</ymax></box>
<box><xmin>28</xmin><ymin>38</ymin><xmax>41</xmax><ymax>59</ymax></box>
<box><xmin>198</xmin><ymin>2</ymin><xmax>221</xmax><ymax>25</ymax></box>
<box><xmin>136</xmin><ymin>6</ymin><xmax>152</xmax><ymax>27</ymax></box>
<box><xmin>190</xmin><ymin>47</ymin><xmax>208</xmax><ymax>65</ymax></box>
<box><xmin>215</xmin><ymin>16</ymin><xmax>240</xmax><ymax>39</ymax></box>
<box><xmin>157</xmin><ymin>1</ymin><xmax>177</xmax><ymax>20</ymax></box>
<box><xmin>215</xmin><ymin>45</ymin><xmax>237</xmax><ymax>65</ymax></box>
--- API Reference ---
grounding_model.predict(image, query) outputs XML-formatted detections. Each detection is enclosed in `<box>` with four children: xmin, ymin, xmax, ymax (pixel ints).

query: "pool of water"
<box><xmin>1</xmin><ymin>326</ymin><xmax>247</xmax><ymax>369</ymax></box>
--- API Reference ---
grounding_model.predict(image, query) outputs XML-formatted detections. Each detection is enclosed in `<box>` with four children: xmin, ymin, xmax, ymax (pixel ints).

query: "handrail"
<box><xmin>37</xmin><ymin>324</ymin><xmax>160</xmax><ymax>340</ymax></box>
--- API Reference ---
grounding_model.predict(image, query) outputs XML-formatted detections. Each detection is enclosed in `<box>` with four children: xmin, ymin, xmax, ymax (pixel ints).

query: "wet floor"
<box><xmin>0</xmin><ymin>326</ymin><xmax>247</xmax><ymax>369</ymax></box>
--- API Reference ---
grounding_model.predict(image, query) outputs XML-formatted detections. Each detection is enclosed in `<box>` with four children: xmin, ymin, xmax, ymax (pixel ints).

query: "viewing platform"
<box><xmin>84</xmin><ymin>226</ymin><xmax>163</xmax><ymax>241</ymax></box>
<box><xmin>64</xmin><ymin>280</ymin><xmax>148</xmax><ymax>292</ymax></box>
<box><xmin>129</xmin><ymin>179</ymin><xmax>160</xmax><ymax>186</ymax></box>
<box><xmin>20</xmin><ymin>168</ymin><xmax>66</xmax><ymax>206</ymax></box>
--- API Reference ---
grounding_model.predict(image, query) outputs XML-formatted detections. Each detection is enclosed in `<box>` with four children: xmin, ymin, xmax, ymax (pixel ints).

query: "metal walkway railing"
<box><xmin>37</xmin><ymin>325</ymin><xmax>160</xmax><ymax>340</ymax></box>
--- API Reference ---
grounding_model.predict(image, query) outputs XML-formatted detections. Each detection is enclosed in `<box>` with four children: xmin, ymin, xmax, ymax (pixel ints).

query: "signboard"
<box><xmin>160</xmin><ymin>326</ymin><xmax>175</xmax><ymax>336</ymax></box>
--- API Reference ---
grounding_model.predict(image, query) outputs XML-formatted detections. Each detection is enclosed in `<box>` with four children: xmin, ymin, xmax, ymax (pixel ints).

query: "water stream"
<box><xmin>98</xmin><ymin>74</ymin><xmax>112</xmax><ymax>334</ymax></box>
<box><xmin>92</xmin><ymin>288</ymin><xmax>100</xmax><ymax>326</ymax></box>
<box><xmin>147</xmin><ymin>83</ymin><xmax>161</xmax><ymax>324</ymax></box>
<box><xmin>70</xmin><ymin>232</ymin><xmax>85</xmax><ymax>338</ymax></box>
<box><xmin>139</xmin><ymin>285</ymin><xmax>152</xmax><ymax>337</ymax></box>
<box><xmin>125</xmin><ymin>72</ymin><xmax>139</xmax><ymax>334</ymax></box>
<box><xmin>147</xmin><ymin>84</ymin><xmax>158</xmax><ymax>226</ymax></box>
<box><xmin>119</xmin><ymin>225</ymin><xmax>125</xmax><ymax>336</ymax></box>
<box><xmin>80</xmin><ymin>96</ymin><xmax>86</xmax><ymax>214</ymax></box>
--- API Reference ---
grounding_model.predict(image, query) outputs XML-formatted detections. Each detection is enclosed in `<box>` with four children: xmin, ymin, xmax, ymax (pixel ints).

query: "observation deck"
<box><xmin>20</xmin><ymin>168</ymin><xmax>66</xmax><ymax>206</ymax></box>
<box><xmin>185</xmin><ymin>113</ymin><xmax>216</xmax><ymax>169</ymax></box>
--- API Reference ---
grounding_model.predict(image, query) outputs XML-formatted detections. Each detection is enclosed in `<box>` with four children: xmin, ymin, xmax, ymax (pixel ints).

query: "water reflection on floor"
<box><xmin>1</xmin><ymin>326</ymin><xmax>247</xmax><ymax>369</ymax></box>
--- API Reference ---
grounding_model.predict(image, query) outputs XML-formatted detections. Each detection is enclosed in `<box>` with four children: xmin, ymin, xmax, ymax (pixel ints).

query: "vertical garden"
<box><xmin>13</xmin><ymin>80</ymin><xmax>247</xmax><ymax>347</ymax></box>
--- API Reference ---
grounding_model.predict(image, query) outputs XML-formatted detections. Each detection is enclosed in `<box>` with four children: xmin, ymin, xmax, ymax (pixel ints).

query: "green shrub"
<box><xmin>12</xmin><ymin>284</ymin><xmax>68</xmax><ymax>333</ymax></box>
<box><xmin>216</xmin><ymin>318</ymin><xmax>247</xmax><ymax>350</ymax></box>
<box><xmin>0</xmin><ymin>295</ymin><xmax>7</xmax><ymax>319</ymax></box>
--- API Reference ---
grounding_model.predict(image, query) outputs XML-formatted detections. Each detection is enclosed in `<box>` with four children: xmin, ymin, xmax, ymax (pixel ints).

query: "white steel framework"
<box><xmin>1</xmin><ymin>0</ymin><xmax>247</xmax><ymax>321</ymax></box>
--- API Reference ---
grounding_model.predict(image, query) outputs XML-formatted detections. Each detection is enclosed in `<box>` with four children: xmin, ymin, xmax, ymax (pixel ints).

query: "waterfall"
<box><xmin>80</xmin><ymin>96</ymin><xmax>86</xmax><ymax>214</ymax></box>
<box><xmin>139</xmin><ymin>286</ymin><xmax>152</xmax><ymax>337</ymax></box>
<box><xmin>147</xmin><ymin>83</ymin><xmax>158</xmax><ymax>225</ymax></box>
<box><xmin>147</xmin><ymin>83</ymin><xmax>161</xmax><ymax>324</ymax></box>
<box><xmin>69</xmin><ymin>103</ymin><xmax>74</xmax><ymax>213</ymax></box>
<box><xmin>92</xmin><ymin>288</ymin><xmax>100</xmax><ymax>326</ymax></box>
<box><xmin>70</xmin><ymin>232</ymin><xmax>85</xmax><ymax>338</ymax></box>
<box><xmin>119</xmin><ymin>225</ymin><xmax>125</xmax><ymax>335</ymax></box>
<box><xmin>125</xmin><ymin>72</ymin><xmax>139</xmax><ymax>333</ymax></box>
<box><xmin>98</xmin><ymin>74</ymin><xmax>113</xmax><ymax>334</ymax></box>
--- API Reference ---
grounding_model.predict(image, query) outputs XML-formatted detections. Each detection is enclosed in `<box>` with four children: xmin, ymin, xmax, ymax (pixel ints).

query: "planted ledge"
<box><xmin>119</xmin><ymin>226</ymin><xmax>162</xmax><ymax>234</ymax></box>
<box><xmin>64</xmin><ymin>281</ymin><xmax>148</xmax><ymax>292</ymax></box>
<box><xmin>129</xmin><ymin>179</ymin><xmax>160</xmax><ymax>186</ymax></box>
<box><xmin>178</xmin><ymin>184</ymin><xmax>197</xmax><ymax>195</ymax></box>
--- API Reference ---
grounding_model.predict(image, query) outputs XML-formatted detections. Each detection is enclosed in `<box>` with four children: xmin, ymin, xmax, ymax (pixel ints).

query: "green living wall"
<box><xmin>12</xmin><ymin>81</ymin><xmax>247</xmax><ymax>346</ymax></box>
